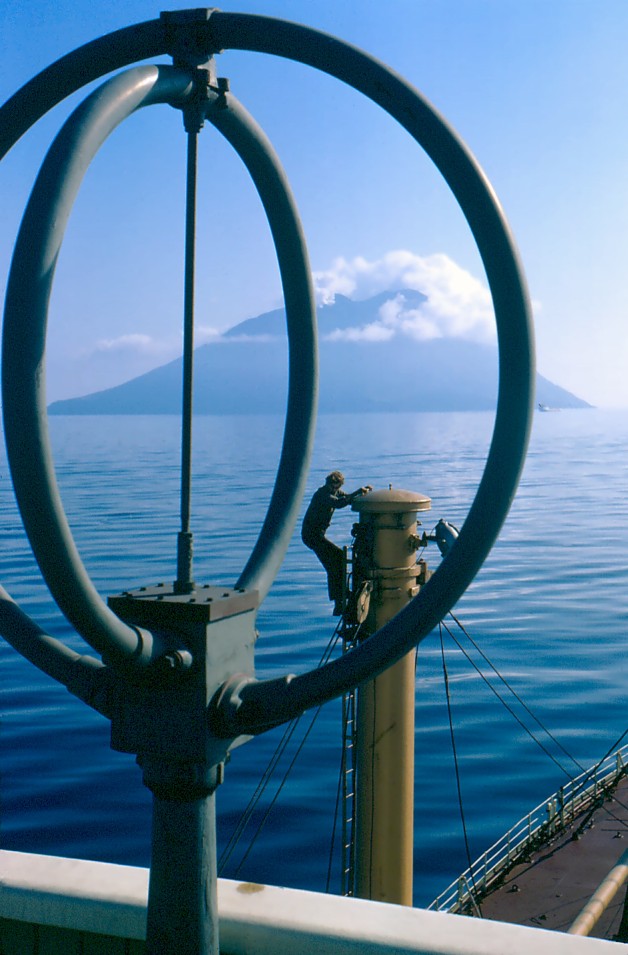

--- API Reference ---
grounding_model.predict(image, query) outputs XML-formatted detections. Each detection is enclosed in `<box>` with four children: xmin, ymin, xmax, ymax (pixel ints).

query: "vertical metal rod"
<box><xmin>176</xmin><ymin>128</ymin><xmax>198</xmax><ymax>593</ymax></box>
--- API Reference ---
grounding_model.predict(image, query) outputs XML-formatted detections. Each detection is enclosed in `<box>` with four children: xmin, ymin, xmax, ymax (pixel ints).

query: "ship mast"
<box><xmin>349</xmin><ymin>487</ymin><xmax>432</xmax><ymax>904</ymax></box>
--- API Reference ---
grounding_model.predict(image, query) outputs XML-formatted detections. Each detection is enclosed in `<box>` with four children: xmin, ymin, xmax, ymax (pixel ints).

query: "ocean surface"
<box><xmin>1</xmin><ymin>408</ymin><xmax>627</xmax><ymax>905</ymax></box>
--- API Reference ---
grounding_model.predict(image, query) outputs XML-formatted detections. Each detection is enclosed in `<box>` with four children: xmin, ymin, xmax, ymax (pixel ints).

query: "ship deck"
<box><xmin>478</xmin><ymin>774</ymin><xmax>628</xmax><ymax>941</ymax></box>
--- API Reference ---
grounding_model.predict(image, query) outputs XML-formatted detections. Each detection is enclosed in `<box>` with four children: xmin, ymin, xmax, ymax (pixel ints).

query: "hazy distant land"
<box><xmin>49</xmin><ymin>290</ymin><xmax>591</xmax><ymax>415</ymax></box>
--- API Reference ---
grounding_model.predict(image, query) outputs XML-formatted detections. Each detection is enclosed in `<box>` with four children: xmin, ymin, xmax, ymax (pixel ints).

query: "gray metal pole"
<box><xmin>175</xmin><ymin>123</ymin><xmax>200</xmax><ymax>595</ymax></box>
<box><xmin>143</xmin><ymin>762</ymin><xmax>221</xmax><ymax>955</ymax></box>
<box><xmin>106</xmin><ymin>585</ymin><xmax>259</xmax><ymax>955</ymax></box>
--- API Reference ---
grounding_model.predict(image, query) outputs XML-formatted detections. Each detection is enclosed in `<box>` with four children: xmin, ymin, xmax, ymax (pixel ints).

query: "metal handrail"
<box><xmin>429</xmin><ymin>745</ymin><xmax>628</xmax><ymax>913</ymax></box>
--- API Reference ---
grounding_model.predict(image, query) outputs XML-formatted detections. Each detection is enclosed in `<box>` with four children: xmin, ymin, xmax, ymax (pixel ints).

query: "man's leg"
<box><xmin>313</xmin><ymin>538</ymin><xmax>345</xmax><ymax>606</ymax></box>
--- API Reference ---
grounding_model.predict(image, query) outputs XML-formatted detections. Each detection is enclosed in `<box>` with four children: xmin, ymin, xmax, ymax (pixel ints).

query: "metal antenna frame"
<box><xmin>2</xmin><ymin>60</ymin><xmax>318</xmax><ymax>954</ymax></box>
<box><xmin>2</xmin><ymin>61</ymin><xmax>317</xmax><ymax>670</ymax></box>
<box><xmin>0</xmin><ymin>12</ymin><xmax>535</xmax><ymax>715</ymax></box>
<box><xmin>0</xmin><ymin>11</ymin><xmax>535</xmax><ymax>951</ymax></box>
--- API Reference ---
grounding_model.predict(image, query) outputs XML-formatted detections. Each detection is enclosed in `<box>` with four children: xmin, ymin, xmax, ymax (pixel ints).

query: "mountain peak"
<box><xmin>48</xmin><ymin>289</ymin><xmax>590</xmax><ymax>415</ymax></box>
<box><xmin>224</xmin><ymin>287</ymin><xmax>429</xmax><ymax>340</ymax></box>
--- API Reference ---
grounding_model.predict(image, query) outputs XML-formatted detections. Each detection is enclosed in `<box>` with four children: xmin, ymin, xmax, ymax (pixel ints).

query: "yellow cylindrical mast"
<box><xmin>351</xmin><ymin>487</ymin><xmax>431</xmax><ymax>905</ymax></box>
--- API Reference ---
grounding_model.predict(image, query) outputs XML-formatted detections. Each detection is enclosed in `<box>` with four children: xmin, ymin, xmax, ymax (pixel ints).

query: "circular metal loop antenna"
<box><xmin>2</xmin><ymin>64</ymin><xmax>317</xmax><ymax>666</ymax></box>
<box><xmin>0</xmin><ymin>13</ymin><xmax>535</xmax><ymax>729</ymax></box>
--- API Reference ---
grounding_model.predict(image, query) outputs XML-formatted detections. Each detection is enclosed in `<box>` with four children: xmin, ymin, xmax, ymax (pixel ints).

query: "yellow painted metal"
<box><xmin>567</xmin><ymin>849</ymin><xmax>628</xmax><ymax>936</ymax></box>
<box><xmin>352</xmin><ymin>488</ymin><xmax>431</xmax><ymax>905</ymax></box>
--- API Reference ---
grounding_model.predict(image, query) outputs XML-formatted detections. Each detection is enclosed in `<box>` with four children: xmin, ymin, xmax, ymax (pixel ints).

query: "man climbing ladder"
<box><xmin>301</xmin><ymin>471</ymin><xmax>372</xmax><ymax>614</ymax></box>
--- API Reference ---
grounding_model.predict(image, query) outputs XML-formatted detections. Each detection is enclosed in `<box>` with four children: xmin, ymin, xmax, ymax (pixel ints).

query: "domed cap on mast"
<box><xmin>352</xmin><ymin>487</ymin><xmax>431</xmax><ymax>514</ymax></box>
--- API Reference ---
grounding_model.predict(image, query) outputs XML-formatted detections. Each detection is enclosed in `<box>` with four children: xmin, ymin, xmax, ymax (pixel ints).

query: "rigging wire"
<box><xmin>231</xmin><ymin>700</ymin><xmax>327</xmax><ymax>878</ymax></box>
<box><xmin>580</xmin><ymin>726</ymin><xmax>628</xmax><ymax>824</ymax></box>
<box><xmin>441</xmin><ymin>617</ymin><xmax>578</xmax><ymax>781</ymax></box>
<box><xmin>449</xmin><ymin>612</ymin><xmax>628</xmax><ymax>808</ymax></box>
<box><xmin>439</xmin><ymin>609</ymin><xmax>628</xmax><ymax>913</ymax></box>
<box><xmin>218</xmin><ymin>712</ymin><xmax>301</xmax><ymax>873</ymax></box>
<box><xmin>221</xmin><ymin>580</ymin><xmax>628</xmax><ymax>888</ymax></box>
<box><xmin>217</xmin><ymin>617</ymin><xmax>344</xmax><ymax>872</ymax></box>
<box><xmin>439</xmin><ymin>622</ymin><xmax>482</xmax><ymax>915</ymax></box>
<box><xmin>219</xmin><ymin>616</ymin><xmax>344</xmax><ymax>875</ymax></box>
<box><xmin>443</xmin><ymin>616</ymin><xmax>628</xmax><ymax>832</ymax></box>
<box><xmin>449</xmin><ymin>612</ymin><xmax>586</xmax><ymax>775</ymax></box>
<box><xmin>589</xmin><ymin>726</ymin><xmax>628</xmax><ymax>774</ymax></box>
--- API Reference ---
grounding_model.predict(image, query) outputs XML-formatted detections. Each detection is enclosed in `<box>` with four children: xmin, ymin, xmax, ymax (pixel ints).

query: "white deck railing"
<box><xmin>0</xmin><ymin>849</ymin><xmax>621</xmax><ymax>954</ymax></box>
<box><xmin>429</xmin><ymin>746</ymin><xmax>628</xmax><ymax>914</ymax></box>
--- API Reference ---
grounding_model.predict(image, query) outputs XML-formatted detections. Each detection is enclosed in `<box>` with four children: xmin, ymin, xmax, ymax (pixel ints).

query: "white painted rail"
<box><xmin>0</xmin><ymin>850</ymin><xmax>622</xmax><ymax>954</ymax></box>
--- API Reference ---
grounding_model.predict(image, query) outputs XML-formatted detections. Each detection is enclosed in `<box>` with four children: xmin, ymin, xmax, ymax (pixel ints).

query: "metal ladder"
<box><xmin>340</xmin><ymin>546</ymin><xmax>359</xmax><ymax>896</ymax></box>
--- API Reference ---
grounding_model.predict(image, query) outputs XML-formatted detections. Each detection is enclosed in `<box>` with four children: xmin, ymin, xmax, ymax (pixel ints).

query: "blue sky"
<box><xmin>2</xmin><ymin>0</ymin><xmax>628</xmax><ymax>407</ymax></box>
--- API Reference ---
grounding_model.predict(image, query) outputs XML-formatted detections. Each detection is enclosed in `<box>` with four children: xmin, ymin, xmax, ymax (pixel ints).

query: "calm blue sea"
<box><xmin>1</xmin><ymin>409</ymin><xmax>627</xmax><ymax>905</ymax></box>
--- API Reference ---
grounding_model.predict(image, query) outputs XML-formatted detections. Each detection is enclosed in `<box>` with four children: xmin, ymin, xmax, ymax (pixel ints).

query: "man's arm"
<box><xmin>333</xmin><ymin>485</ymin><xmax>372</xmax><ymax>508</ymax></box>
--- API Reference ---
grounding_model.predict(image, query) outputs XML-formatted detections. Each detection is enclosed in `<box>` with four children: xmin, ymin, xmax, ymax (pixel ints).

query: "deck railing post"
<box><xmin>457</xmin><ymin>876</ymin><xmax>465</xmax><ymax>906</ymax></box>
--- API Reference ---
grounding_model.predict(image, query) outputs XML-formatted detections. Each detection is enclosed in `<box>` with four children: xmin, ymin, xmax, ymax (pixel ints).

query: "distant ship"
<box><xmin>538</xmin><ymin>403</ymin><xmax>561</xmax><ymax>412</ymax></box>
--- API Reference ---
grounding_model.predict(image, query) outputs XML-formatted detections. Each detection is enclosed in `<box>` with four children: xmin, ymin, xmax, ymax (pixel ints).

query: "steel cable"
<box><xmin>439</xmin><ymin>623</ymin><xmax>482</xmax><ymax>914</ymax></box>
<box><xmin>449</xmin><ymin>612</ymin><xmax>586</xmax><ymax>774</ymax></box>
<box><xmin>441</xmin><ymin>618</ymin><xmax>578</xmax><ymax>780</ymax></box>
<box><xmin>219</xmin><ymin>618</ymin><xmax>343</xmax><ymax>875</ymax></box>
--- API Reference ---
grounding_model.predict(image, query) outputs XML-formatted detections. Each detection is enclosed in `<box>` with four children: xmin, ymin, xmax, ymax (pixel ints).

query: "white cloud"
<box><xmin>327</xmin><ymin>322</ymin><xmax>395</xmax><ymax>343</ymax></box>
<box><xmin>217</xmin><ymin>333</ymin><xmax>277</xmax><ymax>343</ymax></box>
<box><xmin>91</xmin><ymin>325</ymin><xmax>224</xmax><ymax>357</ymax></box>
<box><xmin>91</xmin><ymin>333</ymin><xmax>172</xmax><ymax>356</ymax></box>
<box><xmin>314</xmin><ymin>250</ymin><xmax>496</xmax><ymax>345</ymax></box>
<box><xmin>87</xmin><ymin>251</ymin><xmax>495</xmax><ymax>357</ymax></box>
<box><xmin>195</xmin><ymin>325</ymin><xmax>223</xmax><ymax>346</ymax></box>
